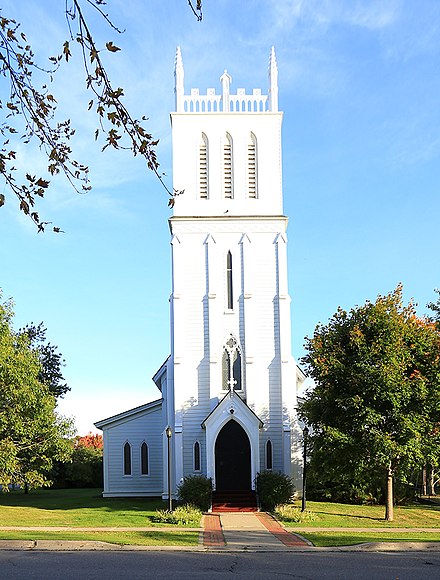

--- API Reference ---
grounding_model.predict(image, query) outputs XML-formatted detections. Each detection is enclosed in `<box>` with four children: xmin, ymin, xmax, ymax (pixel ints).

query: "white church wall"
<box><xmin>101</xmin><ymin>406</ymin><xmax>163</xmax><ymax>497</ymax></box>
<box><xmin>171</xmin><ymin>113</ymin><xmax>283</xmax><ymax>217</ymax></box>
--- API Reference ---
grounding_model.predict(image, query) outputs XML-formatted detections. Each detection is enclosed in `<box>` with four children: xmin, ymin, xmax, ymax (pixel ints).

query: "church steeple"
<box><xmin>220</xmin><ymin>70</ymin><xmax>232</xmax><ymax>112</ymax></box>
<box><xmin>171</xmin><ymin>48</ymin><xmax>284</xmax><ymax>218</ymax></box>
<box><xmin>174</xmin><ymin>46</ymin><xmax>184</xmax><ymax>112</ymax></box>
<box><xmin>268</xmin><ymin>46</ymin><xmax>278</xmax><ymax>112</ymax></box>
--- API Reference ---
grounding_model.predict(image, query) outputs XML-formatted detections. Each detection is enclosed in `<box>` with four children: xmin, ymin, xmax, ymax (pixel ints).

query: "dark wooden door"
<box><xmin>215</xmin><ymin>420</ymin><xmax>251</xmax><ymax>490</ymax></box>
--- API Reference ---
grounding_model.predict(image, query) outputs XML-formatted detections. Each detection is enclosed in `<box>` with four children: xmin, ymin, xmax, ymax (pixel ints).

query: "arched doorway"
<box><xmin>215</xmin><ymin>419</ymin><xmax>251</xmax><ymax>490</ymax></box>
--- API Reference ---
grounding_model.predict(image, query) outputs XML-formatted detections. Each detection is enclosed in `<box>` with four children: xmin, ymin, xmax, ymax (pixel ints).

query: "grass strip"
<box><xmin>302</xmin><ymin>531</ymin><xmax>440</xmax><ymax>547</ymax></box>
<box><xmin>279</xmin><ymin>501</ymin><xmax>440</xmax><ymax>529</ymax></box>
<box><xmin>0</xmin><ymin>489</ymin><xmax>201</xmax><ymax>528</ymax></box>
<box><xmin>0</xmin><ymin>530</ymin><xmax>199</xmax><ymax>546</ymax></box>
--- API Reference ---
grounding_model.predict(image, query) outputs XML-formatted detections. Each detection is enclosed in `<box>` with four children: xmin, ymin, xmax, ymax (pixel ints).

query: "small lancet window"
<box><xmin>141</xmin><ymin>442</ymin><xmax>149</xmax><ymax>475</ymax></box>
<box><xmin>199</xmin><ymin>133</ymin><xmax>208</xmax><ymax>199</ymax></box>
<box><xmin>194</xmin><ymin>441</ymin><xmax>201</xmax><ymax>471</ymax></box>
<box><xmin>222</xmin><ymin>335</ymin><xmax>242</xmax><ymax>392</ymax></box>
<box><xmin>226</xmin><ymin>251</ymin><xmax>233</xmax><ymax>310</ymax></box>
<box><xmin>123</xmin><ymin>442</ymin><xmax>132</xmax><ymax>476</ymax></box>
<box><xmin>266</xmin><ymin>440</ymin><xmax>273</xmax><ymax>470</ymax></box>
<box><xmin>248</xmin><ymin>133</ymin><xmax>258</xmax><ymax>198</ymax></box>
<box><xmin>223</xmin><ymin>133</ymin><xmax>233</xmax><ymax>199</ymax></box>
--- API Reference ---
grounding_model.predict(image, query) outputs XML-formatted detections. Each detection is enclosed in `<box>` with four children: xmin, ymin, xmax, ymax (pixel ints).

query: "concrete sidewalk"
<box><xmin>203</xmin><ymin>512</ymin><xmax>311</xmax><ymax>550</ymax></box>
<box><xmin>2</xmin><ymin>514</ymin><xmax>440</xmax><ymax>552</ymax></box>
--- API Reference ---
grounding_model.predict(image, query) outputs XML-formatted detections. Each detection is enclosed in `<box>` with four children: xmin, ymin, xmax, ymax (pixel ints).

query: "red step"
<box><xmin>211</xmin><ymin>490</ymin><xmax>258</xmax><ymax>512</ymax></box>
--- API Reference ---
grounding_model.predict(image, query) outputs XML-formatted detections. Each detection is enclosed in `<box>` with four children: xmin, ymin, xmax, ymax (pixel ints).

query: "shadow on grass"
<box><xmin>311</xmin><ymin>510</ymin><xmax>384</xmax><ymax>523</ymax></box>
<box><xmin>0</xmin><ymin>488</ymin><xmax>165</xmax><ymax>513</ymax></box>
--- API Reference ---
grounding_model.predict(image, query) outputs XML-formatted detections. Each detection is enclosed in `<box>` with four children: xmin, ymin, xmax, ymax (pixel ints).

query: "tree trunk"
<box><xmin>428</xmin><ymin>466</ymin><xmax>435</xmax><ymax>496</ymax></box>
<box><xmin>422</xmin><ymin>465</ymin><xmax>427</xmax><ymax>496</ymax></box>
<box><xmin>24</xmin><ymin>482</ymin><xmax>29</xmax><ymax>495</ymax></box>
<box><xmin>385</xmin><ymin>465</ymin><xmax>394</xmax><ymax>522</ymax></box>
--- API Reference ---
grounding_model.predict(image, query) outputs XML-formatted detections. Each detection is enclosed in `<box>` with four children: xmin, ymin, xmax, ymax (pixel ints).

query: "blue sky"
<box><xmin>1</xmin><ymin>0</ymin><xmax>439</xmax><ymax>434</ymax></box>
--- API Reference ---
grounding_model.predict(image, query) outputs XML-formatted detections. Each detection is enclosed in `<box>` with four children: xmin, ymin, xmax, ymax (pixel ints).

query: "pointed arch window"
<box><xmin>140</xmin><ymin>442</ymin><xmax>149</xmax><ymax>475</ymax></box>
<box><xmin>199</xmin><ymin>133</ymin><xmax>209</xmax><ymax>199</ymax></box>
<box><xmin>123</xmin><ymin>442</ymin><xmax>132</xmax><ymax>476</ymax></box>
<box><xmin>226</xmin><ymin>251</ymin><xmax>233</xmax><ymax>309</ymax></box>
<box><xmin>223</xmin><ymin>133</ymin><xmax>233</xmax><ymax>199</ymax></box>
<box><xmin>248</xmin><ymin>132</ymin><xmax>258</xmax><ymax>198</ymax></box>
<box><xmin>222</xmin><ymin>335</ymin><xmax>242</xmax><ymax>392</ymax></box>
<box><xmin>266</xmin><ymin>440</ymin><xmax>273</xmax><ymax>470</ymax></box>
<box><xmin>194</xmin><ymin>441</ymin><xmax>201</xmax><ymax>471</ymax></box>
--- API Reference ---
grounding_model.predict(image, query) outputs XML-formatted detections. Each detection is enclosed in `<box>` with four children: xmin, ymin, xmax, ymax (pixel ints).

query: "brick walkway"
<box><xmin>202</xmin><ymin>514</ymin><xmax>225</xmax><ymax>547</ymax></box>
<box><xmin>203</xmin><ymin>512</ymin><xmax>310</xmax><ymax>549</ymax></box>
<box><xmin>255</xmin><ymin>512</ymin><xmax>310</xmax><ymax>547</ymax></box>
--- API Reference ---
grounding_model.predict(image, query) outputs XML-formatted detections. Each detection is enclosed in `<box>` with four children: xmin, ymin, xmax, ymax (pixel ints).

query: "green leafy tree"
<box><xmin>19</xmin><ymin>322</ymin><xmax>69</xmax><ymax>398</ymax></box>
<box><xmin>300</xmin><ymin>285</ymin><xmax>440</xmax><ymax>521</ymax></box>
<box><xmin>0</xmin><ymin>1</ymin><xmax>202</xmax><ymax>231</ymax></box>
<box><xmin>0</xmin><ymin>297</ymin><xmax>74</xmax><ymax>492</ymax></box>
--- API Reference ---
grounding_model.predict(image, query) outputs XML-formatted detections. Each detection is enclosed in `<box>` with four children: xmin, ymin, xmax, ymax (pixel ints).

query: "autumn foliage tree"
<box><xmin>300</xmin><ymin>285</ymin><xmax>440</xmax><ymax>521</ymax></box>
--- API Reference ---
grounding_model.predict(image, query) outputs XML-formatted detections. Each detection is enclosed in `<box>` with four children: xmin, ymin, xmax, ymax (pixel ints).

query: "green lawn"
<box><xmin>0</xmin><ymin>530</ymin><xmax>199</xmax><ymax>546</ymax></box>
<box><xmin>279</xmin><ymin>501</ymin><xmax>440</xmax><ymax>528</ymax></box>
<box><xmin>0</xmin><ymin>488</ymin><xmax>200</xmax><ymax>528</ymax></box>
<box><xmin>303</xmin><ymin>531</ymin><xmax>440</xmax><ymax>547</ymax></box>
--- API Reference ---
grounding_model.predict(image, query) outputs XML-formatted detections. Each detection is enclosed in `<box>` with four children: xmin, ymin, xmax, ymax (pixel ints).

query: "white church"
<box><xmin>95</xmin><ymin>48</ymin><xmax>305</xmax><ymax>504</ymax></box>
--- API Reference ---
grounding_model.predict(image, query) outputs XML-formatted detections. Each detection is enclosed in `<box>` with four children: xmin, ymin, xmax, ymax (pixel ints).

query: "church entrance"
<box><xmin>215</xmin><ymin>420</ymin><xmax>251</xmax><ymax>490</ymax></box>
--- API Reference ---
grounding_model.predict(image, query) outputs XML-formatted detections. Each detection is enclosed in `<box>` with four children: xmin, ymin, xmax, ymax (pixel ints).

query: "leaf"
<box><xmin>36</xmin><ymin>178</ymin><xmax>49</xmax><ymax>189</ymax></box>
<box><xmin>63</xmin><ymin>41</ymin><xmax>71</xmax><ymax>62</ymax></box>
<box><xmin>105</xmin><ymin>42</ymin><xmax>121</xmax><ymax>53</ymax></box>
<box><xmin>20</xmin><ymin>200</ymin><xmax>30</xmax><ymax>214</ymax></box>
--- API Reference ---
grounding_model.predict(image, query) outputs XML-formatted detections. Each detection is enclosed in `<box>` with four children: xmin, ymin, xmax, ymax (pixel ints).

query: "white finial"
<box><xmin>268</xmin><ymin>46</ymin><xmax>278</xmax><ymax>112</ymax></box>
<box><xmin>220</xmin><ymin>69</ymin><xmax>232</xmax><ymax>112</ymax></box>
<box><xmin>174</xmin><ymin>46</ymin><xmax>184</xmax><ymax>112</ymax></box>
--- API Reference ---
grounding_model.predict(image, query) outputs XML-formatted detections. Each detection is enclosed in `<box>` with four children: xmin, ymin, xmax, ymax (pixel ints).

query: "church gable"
<box><xmin>96</xmin><ymin>400</ymin><xmax>164</xmax><ymax>498</ymax></box>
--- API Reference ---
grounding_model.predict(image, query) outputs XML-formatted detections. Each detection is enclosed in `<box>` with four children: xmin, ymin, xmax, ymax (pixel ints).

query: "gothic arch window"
<box><xmin>140</xmin><ymin>442</ymin><xmax>149</xmax><ymax>475</ymax></box>
<box><xmin>226</xmin><ymin>251</ymin><xmax>233</xmax><ymax>310</ymax></box>
<box><xmin>123</xmin><ymin>441</ymin><xmax>132</xmax><ymax>476</ymax></box>
<box><xmin>194</xmin><ymin>441</ymin><xmax>201</xmax><ymax>471</ymax></box>
<box><xmin>266</xmin><ymin>439</ymin><xmax>273</xmax><ymax>470</ymax></box>
<box><xmin>199</xmin><ymin>133</ymin><xmax>209</xmax><ymax>199</ymax></box>
<box><xmin>222</xmin><ymin>335</ymin><xmax>242</xmax><ymax>392</ymax></box>
<box><xmin>223</xmin><ymin>132</ymin><xmax>233</xmax><ymax>199</ymax></box>
<box><xmin>248</xmin><ymin>132</ymin><xmax>258</xmax><ymax>198</ymax></box>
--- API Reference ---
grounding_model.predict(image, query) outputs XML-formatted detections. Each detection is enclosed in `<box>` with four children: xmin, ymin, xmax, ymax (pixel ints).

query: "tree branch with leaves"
<box><xmin>0</xmin><ymin>1</ymin><xmax>202</xmax><ymax>231</ymax></box>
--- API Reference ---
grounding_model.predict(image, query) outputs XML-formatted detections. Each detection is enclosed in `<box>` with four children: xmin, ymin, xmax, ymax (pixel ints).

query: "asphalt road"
<box><xmin>1</xmin><ymin>550</ymin><xmax>440</xmax><ymax>579</ymax></box>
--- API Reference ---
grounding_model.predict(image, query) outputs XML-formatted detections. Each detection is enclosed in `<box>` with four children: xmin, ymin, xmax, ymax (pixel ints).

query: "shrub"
<box><xmin>274</xmin><ymin>504</ymin><xmax>316</xmax><ymax>523</ymax></box>
<box><xmin>177</xmin><ymin>475</ymin><xmax>212</xmax><ymax>511</ymax></box>
<box><xmin>51</xmin><ymin>441</ymin><xmax>103</xmax><ymax>488</ymax></box>
<box><xmin>153</xmin><ymin>504</ymin><xmax>202</xmax><ymax>525</ymax></box>
<box><xmin>256</xmin><ymin>470</ymin><xmax>295</xmax><ymax>512</ymax></box>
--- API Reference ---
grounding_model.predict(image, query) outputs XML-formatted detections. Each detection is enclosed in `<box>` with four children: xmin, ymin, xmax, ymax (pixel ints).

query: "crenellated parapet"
<box><xmin>174</xmin><ymin>47</ymin><xmax>279</xmax><ymax>113</ymax></box>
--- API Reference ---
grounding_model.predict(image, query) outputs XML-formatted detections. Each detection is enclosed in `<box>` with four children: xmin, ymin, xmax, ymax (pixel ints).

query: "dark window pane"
<box><xmin>124</xmin><ymin>442</ymin><xmax>131</xmax><ymax>475</ymax></box>
<box><xmin>194</xmin><ymin>441</ymin><xmax>201</xmax><ymax>471</ymax></box>
<box><xmin>266</xmin><ymin>440</ymin><xmax>273</xmax><ymax>470</ymax></box>
<box><xmin>141</xmin><ymin>442</ymin><xmax>149</xmax><ymax>475</ymax></box>
<box><xmin>227</xmin><ymin>251</ymin><xmax>233</xmax><ymax>309</ymax></box>
<box><xmin>222</xmin><ymin>349</ymin><xmax>230</xmax><ymax>390</ymax></box>
<box><xmin>233</xmin><ymin>350</ymin><xmax>241</xmax><ymax>391</ymax></box>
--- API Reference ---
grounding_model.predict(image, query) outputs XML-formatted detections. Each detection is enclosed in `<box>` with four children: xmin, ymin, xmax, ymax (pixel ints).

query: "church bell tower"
<box><xmin>166</xmin><ymin>47</ymin><xmax>303</xmax><ymax>494</ymax></box>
